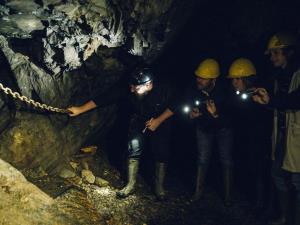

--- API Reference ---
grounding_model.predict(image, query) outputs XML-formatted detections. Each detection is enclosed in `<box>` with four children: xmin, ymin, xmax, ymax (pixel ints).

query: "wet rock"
<box><xmin>0</xmin><ymin>112</ymin><xmax>66</xmax><ymax>171</ymax></box>
<box><xmin>94</xmin><ymin>176</ymin><xmax>109</xmax><ymax>187</ymax></box>
<box><xmin>65</xmin><ymin>175</ymin><xmax>83</xmax><ymax>187</ymax></box>
<box><xmin>0</xmin><ymin>0</ymin><xmax>199</xmax><ymax>176</ymax></box>
<box><xmin>0</xmin><ymin>158</ymin><xmax>107</xmax><ymax>225</ymax></box>
<box><xmin>0</xmin><ymin>5</ymin><xmax>10</xmax><ymax>17</ymax></box>
<box><xmin>81</xmin><ymin>160</ymin><xmax>89</xmax><ymax>170</ymax></box>
<box><xmin>0</xmin><ymin>158</ymin><xmax>54</xmax><ymax>224</ymax></box>
<box><xmin>0</xmin><ymin>35</ymin><xmax>118</xmax><ymax>174</ymax></box>
<box><xmin>0</xmin><ymin>35</ymin><xmax>62</xmax><ymax>106</ymax></box>
<box><xmin>0</xmin><ymin>14</ymin><xmax>44</xmax><ymax>38</ymax></box>
<box><xmin>58</xmin><ymin>167</ymin><xmax>76</xmax><ymax>179</ymax></box>
<box><xmin>54</xmin><ymin>2</ymin><xmax>81</xmax><ymax>19</ymax></box>
<box><xmin>6</xmin><ymin>0</ymin><xmax>40</xmax><ymax>13</ymax></box>
<box><xmin>81</xmin><ymin>169</ymin><xmax>96</xmax><ymax>184</ymax></box>
<box><xmin>0</xmin><ymin>104</ymin><xmax>13</xmax><ymax>133</ymax></box>
<box><xmin>0</xmin><ymin>16</ymin><xmax>32</xmax><ymax>38</ymax></box>
<box><xmin>42</xmin><ymin>0</ymin><xmax>63</xmax><ymax>6</ymax></box>
<box><xmin>70</xmin><ymin>161</ymin><xmax>80</xmax><ymax>171</ymax></box>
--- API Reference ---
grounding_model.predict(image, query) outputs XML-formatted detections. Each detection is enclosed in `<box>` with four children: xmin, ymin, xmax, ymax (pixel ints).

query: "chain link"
<box><xmin>0</xmin><ymin>82</ymin><xmax>69</xmax><ymax>114</ymax></box>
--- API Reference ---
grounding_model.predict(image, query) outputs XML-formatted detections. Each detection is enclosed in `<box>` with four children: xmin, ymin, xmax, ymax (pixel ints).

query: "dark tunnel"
<box><xmin>0</xmin><ymin>0</ymin><xmax>300</xmax><ymax>224</ymax></box>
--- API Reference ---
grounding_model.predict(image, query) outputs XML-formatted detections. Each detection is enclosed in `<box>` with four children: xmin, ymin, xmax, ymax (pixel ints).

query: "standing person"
<box><xmin>68</xmin><ymin>68</ymin><xmax>176</xmax><ymax>200</ymax></box>
<box><xmin>227</xmin><ymin>58</ymin><xmax>271</xmax><ymax>211</ymax></box>
<box><xmin>253</xmin><ymin>32</ymin><xmax>300</xmax><ymax>225</ymax></box>
<box><xmin>184</xmin><ymin>58</ymin><xmax>234</xmax><ymax>206</ymax></box>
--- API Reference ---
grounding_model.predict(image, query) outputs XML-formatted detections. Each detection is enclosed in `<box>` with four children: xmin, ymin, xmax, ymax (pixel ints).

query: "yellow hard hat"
<box><xmin>228</xmin><ymin>58</ymin><xmax>256</xmax><ymax>78</ymax></box>
<box><xmin>194</xmin><ymin>58</ymin><xmax>220</xmax><ymax>79</ymax></box>
<box><xmin>265</xmin><ymin>32</ymin><xmax>297</xmax><ymax>54</ymax></box>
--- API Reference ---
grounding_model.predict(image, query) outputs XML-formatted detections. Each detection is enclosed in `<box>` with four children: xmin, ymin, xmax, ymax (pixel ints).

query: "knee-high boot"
<box><xmin>270</xmin><ymin>190</ymin><xmax>289</xmax><ymax>225</ymax></box>
<box><xmin>116</xmin><ymin>158</ymin><xmax>139</xmax><ymax>198</ymax></box>
<box><xmin>192</xmin><ymin>166</ymin><xmax>206</xmax><ymax>201</ymax></box>
<box><xmin>223</xmin><ymin>167</ymin><xmax>233</xmax><ymax>207</ymax></box>
<box><xmin>155</xmin><ymin>162</ymin><xmax>167</xmax><ymax>201</ymax></box>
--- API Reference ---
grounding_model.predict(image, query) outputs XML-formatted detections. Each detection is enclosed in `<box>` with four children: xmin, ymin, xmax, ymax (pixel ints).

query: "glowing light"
<box><xmin>135</xmin><ymin>81</ymin><xmax>151</xmax><ymax>95</ymax></box>
<box><xmin>183</xmin><ymin>106</ymin><xmax>190</xmax><ymax>113</ymax></box>
<box><xmin>195</xmin><ymin>100</ymin><xmax>200</xmax><ymax>106</ymax></box>
<box><xmin>144</xmin><ymin>76</ymin><xmax>150</xmax><ymax>82</ymax></box>
<box><xmin>131</xmin><ymin>139</ymin><xmax>138</xmax><ymax>144</ymax></box>
<box><xmin>241</xmin><ymin>93</ymin><xmax>248</xmax><ymax>100</ymax></box>
<box><xmin>236</xmin><ymin>90</ymin><xmax>240</xmax><ymax>95</ymax></box>
<box><xmin>136</xmin><ymin>86</ymin><xmax>147</xmax><ymax>95</ymax></box>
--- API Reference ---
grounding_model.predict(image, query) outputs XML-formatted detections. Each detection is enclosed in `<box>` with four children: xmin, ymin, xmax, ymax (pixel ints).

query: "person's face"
<box><xmin>231</xmin><ymin>78</ymin><xmax>246</xmax><ymax>91</ymax></box>
<box><xmin>130</xmin><ymin>81</ymin><xmax>153</xmax><ymax>96</ymax></box>
<box><xmin>196</xmin><ymin>77</ymin><xmax>215</xmax><ymax>90</ymax></box>
<box><xmin>269</xmin><ymin>48</ymin><xmax>288</xmax><ymax>68</ymax></box>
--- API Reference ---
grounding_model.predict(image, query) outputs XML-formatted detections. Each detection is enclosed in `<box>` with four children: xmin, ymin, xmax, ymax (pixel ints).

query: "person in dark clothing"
<box><xmin>68</xmin><ymin>68</ymin><xmax>176</xmax><ymax>200</ymax></box>
<box><xmin>227</xmin><ymin>58</ymin><xmax>271</xmax><ymax>210</ymax></box>
<box><xmin>183</xmin><ymin>58</ymin><xmax>234</xmax><ymax>206</ymax></box>
<box><xmin>253</xmin><ymin>32</ymin><xmax>300</xmax><ymax>225</ymax></box>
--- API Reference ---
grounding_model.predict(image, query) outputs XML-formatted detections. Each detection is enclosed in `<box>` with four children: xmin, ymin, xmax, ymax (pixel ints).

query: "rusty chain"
<box><xmin>0</xmin><ymin>82</ymin><xmax>69</xmax><ymax>114</ymax></box>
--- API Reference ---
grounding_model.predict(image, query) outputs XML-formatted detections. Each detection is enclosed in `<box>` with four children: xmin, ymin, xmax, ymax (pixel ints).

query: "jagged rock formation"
<box><xmin>0</xmin><ymin>158</ymin><xmax>81</xmax><ymax>225</ymax></box>
<box><xmin>0</xmin><ymin>1</ymin><xmax>300</xmax><ymax>225</ymax></box>
<box><xmin>0</xmin><ymin>0</ymin><xmax>197</xmax><ymax>174</ymax></box>
<box><xmin>0</xmin><ymin>157</ymin><xmax>270</xmax><ymax>225</ymax></box>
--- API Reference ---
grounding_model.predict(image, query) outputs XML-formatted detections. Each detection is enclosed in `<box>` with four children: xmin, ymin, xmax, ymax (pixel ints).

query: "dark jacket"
<box><xmin>182</xmin><ymin>81</ymin><xmax>231</xmax><ymax>132</ymax></box>
<box><xmin>229</xmin><ymin>90</ymin><xmax>270</xmax><ymax>155</ymax></box>
<box><xmin>92</xmin><ymin>81</ymin><xmax>177</xmax><ymax>121</ymax></box>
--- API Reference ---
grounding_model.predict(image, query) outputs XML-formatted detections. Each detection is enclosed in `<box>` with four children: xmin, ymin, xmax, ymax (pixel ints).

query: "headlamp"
<box><xmin>130</xmin><ymin>68</ymin><xmax>154</xmax><ymax>85</ymax></box>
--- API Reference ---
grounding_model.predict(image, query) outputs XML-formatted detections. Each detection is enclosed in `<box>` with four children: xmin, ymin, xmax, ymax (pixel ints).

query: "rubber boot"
<box><xmin>154</xmin><ymin>162</ymin><xmax>167</xmax><ymax>201</ymax></box>
<box><xmin>254</xmin><ymin>178</ymin><xmax>265</xmax><ymax>211</ymax></box>
<box><xmin>293</xmin><ymin>197</ymin><xmax>300</xmax><ymax>225</ymax></box>
<box><xmin>116</xmin><ymin>158</ymin><xmax>139</xmax><ymax>198</ymax></box>
<box><xmin>223</xmin><ymin>167</ymin><xmax>233</xmax><ymax>207</ymax></box>
<box><xmin>269</xmin><ymin>191</ymin><xmax>289</xmax><ymax>225</ymax></box>
<box><xmin>192</xmin><ymin>166</ymin><xmax>206</xmax><ymax>201</ymax></box>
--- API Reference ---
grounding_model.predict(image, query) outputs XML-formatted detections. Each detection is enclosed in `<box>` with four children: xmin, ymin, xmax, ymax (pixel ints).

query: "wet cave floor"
<box><xmin>25</xmin><ymin>168</ymin><xmax>270</xmax><ymax>225</ymax></box>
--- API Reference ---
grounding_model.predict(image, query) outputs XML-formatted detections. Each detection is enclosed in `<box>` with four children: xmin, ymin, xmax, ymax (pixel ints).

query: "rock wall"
<box><xmin>1</xmin><ymin>0</ymin><xmax>299</xmax><ymax>175</ymax></box>
<box><xmin>0</xmin><ymin>0</ymin><xmax>197</xmax><ymax>174</ymax></box>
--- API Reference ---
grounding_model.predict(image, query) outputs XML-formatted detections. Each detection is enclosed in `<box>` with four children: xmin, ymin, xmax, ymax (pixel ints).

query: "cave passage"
<box><xmin>1</xmin><ymin>0</ymin><xmax>300</xmax><ymax>225</ymax></box>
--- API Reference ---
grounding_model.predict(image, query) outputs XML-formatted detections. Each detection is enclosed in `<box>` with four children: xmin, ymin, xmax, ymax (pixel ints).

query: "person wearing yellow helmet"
<box><xmin>194</xmin><ymin>58</ymin><xmax>220</xmax><ymax>91</ymax></box>
<box><xmin>265</xmin><ymin>32</ymin><xmax>297</xmax><ymax>68</ymax></box>
<box><xmin>253</xmin><ymin>32</ymin><xmax>300</xmax><ymax>225</ymax></box>
<box><xmin>228</xmin><ymin>58</ymin><xmax>257</xmax><ymax>93</ymax></box>
<box><xmin>183</xmin><ymin>58</ymin><xmax>234</xmax><ymax>206</ymax></box>
<box><xmin>227</xmin><ymin>58</ymin><xmax>271</xmax><ymax>212</ymax></box>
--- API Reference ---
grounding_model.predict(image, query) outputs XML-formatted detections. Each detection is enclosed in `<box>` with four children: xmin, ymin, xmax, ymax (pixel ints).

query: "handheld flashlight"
<box><xmin>241</xmin><ymin>93</ymin><xmax>248</xmax><ymax>100</ymax></box>
<box><xmin>195</xmin><ymin>100</ymin><xmax>200</xmax><ymax>106</ymax></box>
<box><xmin>183</xmin><ymin>105</ymin><xmax>191</xmax><ymax>114</ymax></box>
<box><xmin>182</xmin><ymin>98</ymin><xmax>203</xmax><ymax>114</ymax></box>
<box><xmin>236</xmin><ymin>89</ymin><xmax>257</xmax><ymax>100</ymax></box>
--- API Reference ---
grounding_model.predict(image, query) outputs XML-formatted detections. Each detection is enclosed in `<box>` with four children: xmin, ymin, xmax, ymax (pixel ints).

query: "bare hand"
<box><xmin>67</xmin><ymin>106</ymin><xmax>83</xmax><ymax>117</ymax></box>
<box><xmin>252</xmin><ymin>88</ymin><xmax>270</xmax><ymax>104</ymax></box>
<box><xmin>206</xmin><ymin>100</ymin><xmax>218</xmax><ymax>117</ymax></box>
<box><xmin>146</xmin><ymin>117</ymin><xmax>161</xmax><ymax>131</ymax></box>
<box><xmin>190</xmin><ymin>108</ymin><xmax>202</xmax><ymax>119</ymax></box>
